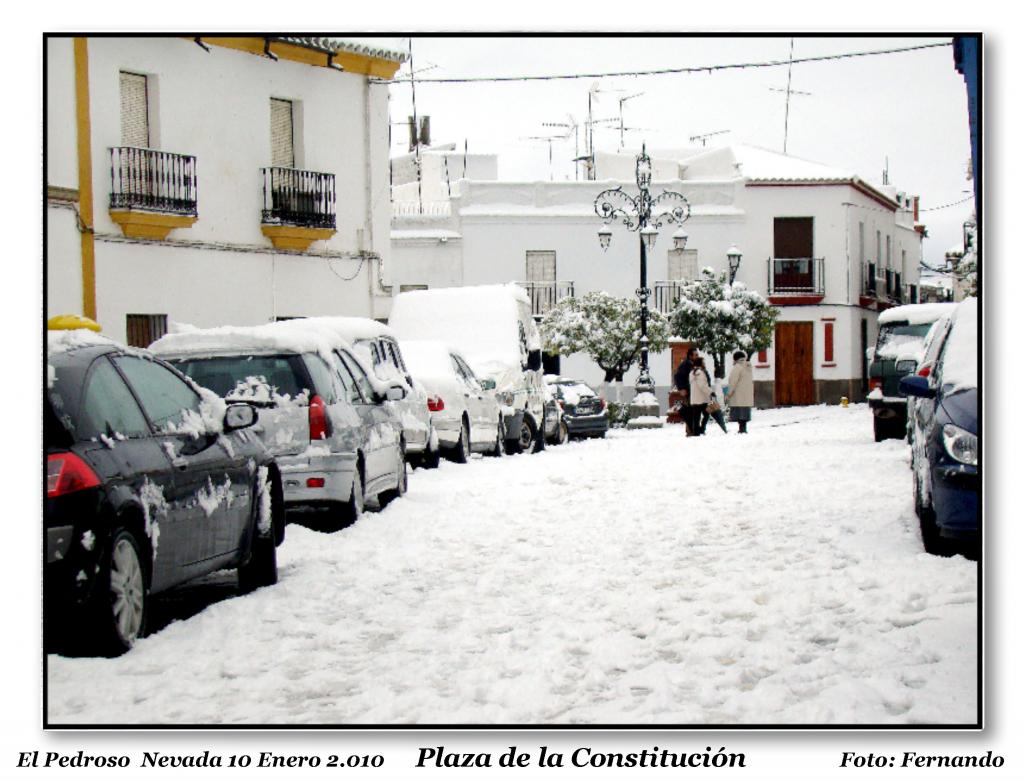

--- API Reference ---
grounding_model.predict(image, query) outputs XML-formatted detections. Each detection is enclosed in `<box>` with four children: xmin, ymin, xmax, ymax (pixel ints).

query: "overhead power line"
<box><xmin>380</xmin><ymin>41</ymin><xmax>951</xmax><ymax>85</ymax></box>
<box><xmin>919</xmin><ymin>194</ymin><xmax>974</xmax><ymax>212</ymax></box>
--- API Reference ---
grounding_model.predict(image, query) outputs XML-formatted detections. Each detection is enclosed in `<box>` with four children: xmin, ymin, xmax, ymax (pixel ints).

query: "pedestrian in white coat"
<box><xmin>725</xmin><ymin>350</ymin><xmax>755</xmax><ymax>433</ymax></box>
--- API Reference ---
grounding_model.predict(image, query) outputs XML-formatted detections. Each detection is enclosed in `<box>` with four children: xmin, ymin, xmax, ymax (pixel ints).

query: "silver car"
<box><xmin>151</xmin><ymin>326</ymin><xmax>408</xmax><ymax>527</ymax></box>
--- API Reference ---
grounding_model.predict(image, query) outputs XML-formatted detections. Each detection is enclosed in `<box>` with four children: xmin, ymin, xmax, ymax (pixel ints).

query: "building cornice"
<box><xmin>195</xmin><ymin>37</ymin><xmax>403</xmax><ymax>78</ymax></box>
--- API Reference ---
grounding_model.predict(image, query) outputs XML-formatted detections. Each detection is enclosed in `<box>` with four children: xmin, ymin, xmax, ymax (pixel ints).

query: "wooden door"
<box><xmin>774</xmin><ymin>322</ymin><xmax>815</xmax><ymax>406</ymax></box>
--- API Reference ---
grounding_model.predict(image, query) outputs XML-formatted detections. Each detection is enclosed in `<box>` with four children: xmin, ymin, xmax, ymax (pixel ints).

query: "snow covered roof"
<box><xmin>678</xmin><ymin>144</ymin><xmax>899</xmax><ymax>208</ymax></box>
<box><xmin>274</xmin><ymin>316</ymin><xmax>397</xmax><ymax>345</ymax></box>
<box><xmin>150</xmin><ymin>322</ymin><xmax>338</xmax><ymax>362</ymax></box>
<box><xmin>274</xmin><ymin>36</ymin><xmax>408</xmax><ymax>63</ymax></box>
<box><xmin>878</xmin><ymin>302</ymin><xmax>957</xmax><ymax>326</ymax></box>
<box><xmin>940</xmin><ymin>297</ymin><xmax>977</xmax><ymax>392</ymax></box>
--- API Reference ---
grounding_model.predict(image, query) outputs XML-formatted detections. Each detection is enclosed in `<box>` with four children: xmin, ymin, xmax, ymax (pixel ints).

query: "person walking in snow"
<box><xmin>673</xmin><ymin>347</ymin><xmax>699</xmax><ymax>436</ymax></box>
<box><xmin>725</xmin><ymin>350</ymin><xmax>754</xmax><ymax>434</ymax></box>
<box><xmin>689</xmin><ymin>356</ymin><xmax>713</xmax><ymax>436</ymax></box>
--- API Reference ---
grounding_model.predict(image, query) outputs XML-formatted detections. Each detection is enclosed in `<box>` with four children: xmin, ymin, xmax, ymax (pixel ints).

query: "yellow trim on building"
<box><xmin>73</xmin><ymin>38</ymin><xmax>96</xmax><ymax>321</ymax></box>
<box><xmin>197</xmin><ymin>38</ymin><xmax>402</xmax><ymax>79</ymax></box>
<box><xmin>260</xmin><ymin>225</ymin><xmax>337</xmax><ymax>252</ymax></box>
<box><xmin>109</xmin><ymin>211</ymin><xmax>199</xmax><ymax>240</ymax></box>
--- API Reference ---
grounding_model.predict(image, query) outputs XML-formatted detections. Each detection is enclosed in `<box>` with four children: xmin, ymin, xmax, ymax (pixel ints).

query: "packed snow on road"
<box><xmin>47</xmin><ymin>404</ymin><xmax>977</xmax><ymax>725</ymax></box>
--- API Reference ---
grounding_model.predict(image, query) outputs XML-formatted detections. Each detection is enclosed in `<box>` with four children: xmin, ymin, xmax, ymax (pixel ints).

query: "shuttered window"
<box><xmin>270</xmin><ymin>98</ymin><xmax>295</xmax><ymax>168</ymax></box>
<box><xmin>773</xmin><ymin>217</ymin><xmax>813</xmax><ymax>258</ymax></box>
<box><xmin>668</xmin><ymin>248</ymin><xmax>698</xmax><ymax>281</ymax></box>
<box><xmin>525</xmin><ymin>251</ymin><xmax>556</xmax><ymax>282</ymax></box>
<box><xmin>125</xmin><ymin>314</ymin><xmax>167</xmax><ymax>348</ymax></box>
<box><xmin>120</xmin><ymin>72</ymin><xmax>150</xmax><ymax>148</ymax></box>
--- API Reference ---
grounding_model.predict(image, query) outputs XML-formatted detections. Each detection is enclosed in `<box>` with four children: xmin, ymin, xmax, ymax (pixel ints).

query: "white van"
<box><xmin>388</xmin><ymin>284</ymin><xmax>548</xmax><ymax>454</ymax></box>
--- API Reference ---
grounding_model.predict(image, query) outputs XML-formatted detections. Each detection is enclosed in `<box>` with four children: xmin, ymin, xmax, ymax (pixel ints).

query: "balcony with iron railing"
<box><xmin>517</xmin><ymin>281</ymin><xmax>575</xmax><ymax>317</ymax></box>
<box><xmin>766</xmin><ymin>257</ymin><xmax>825</xmax><ymax>304</ymax></box>
<box><xmin>860</xmin><ymin>264</ymin><xmax>907</xmax><ymax>309</ymax></box>
<box><xmin>108</xmin><ymin>147</ymin><xmax>198</xmax><ymax>239</ymax></box>
<box><xmin>653</xmin><ymin>280</ymin><xmax>687</xmax><ymax>314</ymax></box>
<box><xmin>260</xmin><ymin>167</ymin><xmax>337</xmax><ymax>251</ymax></box>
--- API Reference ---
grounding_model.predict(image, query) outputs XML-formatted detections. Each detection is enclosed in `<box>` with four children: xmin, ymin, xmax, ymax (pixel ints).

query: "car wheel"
<box><xmin>238</xmin><ymin>525</ymin><xmax>278</xmax><ymax>593</ymax></box>
<box><xmin>533</xmin><ymin>414</ymin><xmax>546</xmax><ymax>452</ymax></box>
<box><xmin>510</xmin><ymin>415</ymin><xmax>535</xmax><ymax>454</ymax></box>
<box><xmin>94</xmin><ymin>528</ymin><xmax>148</xmax><ymax>656</ymax></box>
<box><xmin>486</xmin><ymin>417</ymin><xmax>505</xmax><ymax>457</ymax></box>
<box><xmin>555</xmin><ymin>420</ymin><xmax>568</xmax><ymax>445</ymax></box>
<box><xmin>338</xmin><ymin>466</ymin><xmax>364</xmax><ymax>526</ymax></box>
<box><xmin>379</xmin><ymin>446</ymin><xmax>408</xmax><ymax>507</ymax></box>
<box><xmin>447</xmin><ymin>418</ymin><xmax>470</xmax><ymax>463</ymax></box>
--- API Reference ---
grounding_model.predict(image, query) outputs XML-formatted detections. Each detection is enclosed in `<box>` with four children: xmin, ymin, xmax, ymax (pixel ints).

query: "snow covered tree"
<box><xmin>540</xmin><ymin>291</ymin><xmax>670</xmax><ymax>400</ymax></box>
<box><xmin>669</xmin><ymin>268</ymin><xmax>778</xmax><ymax>377</ymax></box>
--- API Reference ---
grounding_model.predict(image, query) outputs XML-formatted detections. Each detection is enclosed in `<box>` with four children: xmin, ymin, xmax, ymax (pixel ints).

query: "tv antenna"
<box><xmin>768</xmin><ymin>38</ymin><xmax>812</xmax><ymax>154</ymax></box>
<box><xmin>522</xmin><ymin>135</ymin><xmax>563</xmax><ymax>181</ymax></box>
<box><xmin>688</xmin><ymin>129</ymin><xmax>730</xmax><ymax>147</ymax></box>
<box><xmin>541</xmin><ymin>115</ymin><xmax>580</xmax><ymax>179</ymax></box>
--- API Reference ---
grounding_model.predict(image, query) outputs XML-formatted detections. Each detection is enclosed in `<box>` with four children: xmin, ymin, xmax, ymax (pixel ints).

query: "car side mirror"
<box><xmin>899</xmin><ymin>375</ymin><xmax>935</xmax><ymax>399</ymax></box>
<box><xmin>224</xmin><ymin>403</ymin><xmax>258</xmax><ymax>431</ymax></box>
<box><xmin>384</xmin><ymin>383</ymin><xmax>407</xmax><ymax>402</ymax></box>
<box><xmin>479</xmin><ymin>378</ymin><xmax>496</xmax><ymax>391</ymax></box>
<box><xmin>526</xmin><ymin>349</ymin><xmax>542</xmax><ymax>372</ymax></box>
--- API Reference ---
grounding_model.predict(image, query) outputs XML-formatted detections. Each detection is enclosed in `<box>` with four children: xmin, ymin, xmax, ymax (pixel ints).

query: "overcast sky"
<box><xmin>386</xmin><ymin>35</ymin><xmax>973</xmax><ymax>270</ymax></box>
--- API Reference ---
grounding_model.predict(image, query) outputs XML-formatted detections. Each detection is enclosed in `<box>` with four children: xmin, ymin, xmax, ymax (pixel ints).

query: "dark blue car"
<box><xmin>900</xmin><ymin>298</ymin><xmax>978</xmax><ymax>557</ymax></box>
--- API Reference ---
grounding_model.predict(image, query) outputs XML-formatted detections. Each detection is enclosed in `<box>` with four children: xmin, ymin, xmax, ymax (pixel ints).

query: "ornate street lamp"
<box><xmin>672</xmin><ymin>228</ymin><xmax>689</xmax><ymax>251</ymax></box>
<box><xmin>595</xmin><ymin>143</ymin><xmax>690</xmax><ymax>398</ymax></box>
<box><xmin>727</xmin><ymin>244</ymin><xmax>743</xmax><ymax>284</ymax></box>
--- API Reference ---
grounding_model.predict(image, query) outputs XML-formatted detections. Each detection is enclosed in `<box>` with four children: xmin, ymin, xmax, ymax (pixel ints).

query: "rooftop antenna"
<box><xmin>542</xmin><ymin>115</ymin><xmax>579</xmax><ymax>179</ymax></box>
<box><xmin>769</xmin><ymin>38</ymin><xmax>812</xmax><ymax>154</ymax></box>
<box><xmin>617</xmin><ymin>92</ymin><xmax>644</xmax><ymax>148</ymax></box>
<box><xmin>688</xmin><ymin>129</ymin><xmax>730</xmax><ymax>147</ymax></box>
<box><xmin>522</xmin><ymin>135</ymin><xmax>562</xmax><ymax>181</ymax></box>
<box><xmin>407</xmin><ymin>40</ymin><xmax>423</xmax><ymax>213</ymax></box>
<box><xmin>882</xmin><ymin>156</ymin><xmax>890</xmax><ymax>185</ymax></box>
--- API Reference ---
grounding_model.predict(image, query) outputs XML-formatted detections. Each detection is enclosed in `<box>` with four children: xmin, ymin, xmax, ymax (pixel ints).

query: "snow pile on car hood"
<box><xmin>940</xmin><ymin>298</ymin><xmax>978</xmax><ymax>392</ymax></box>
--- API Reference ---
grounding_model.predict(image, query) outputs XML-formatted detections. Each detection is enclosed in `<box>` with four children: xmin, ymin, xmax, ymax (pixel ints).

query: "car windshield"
<box><xmin>171</xmin><ymin>354</ymin><xmax>307</xmax><ymax>400</ymax></box>
<box><xmin>875</xmin><ymin>323</ymin><xmax>932</xmax><ymax>360</ymax></box>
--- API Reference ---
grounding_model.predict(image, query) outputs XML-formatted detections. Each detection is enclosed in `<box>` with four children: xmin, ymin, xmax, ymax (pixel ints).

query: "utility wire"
<box><xmin>919</xmin><ymin>194</ymin><xmax>974</xmax><ymax>212</ymax></box>
<box><xmin>379</xmin><ymin>41</ymin><xmax>950</xmax><ymax>85</ymax></box>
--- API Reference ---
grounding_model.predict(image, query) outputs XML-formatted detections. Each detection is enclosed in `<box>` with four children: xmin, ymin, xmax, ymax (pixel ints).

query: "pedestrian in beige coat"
<box><xmin>725</xmin><ymin>350</ymin><xmax>755</xmax><ymax>433</ymax></box>
<box><xmin>689</xmin><ymin>357</ymin><xmax>713</xmax><ymax>436</ymax></box>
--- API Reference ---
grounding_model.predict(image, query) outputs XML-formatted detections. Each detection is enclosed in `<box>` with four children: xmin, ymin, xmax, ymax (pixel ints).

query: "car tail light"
<box><xmin>557</xmin><ymin>400</ymin><xmax>564</xmax><ymax>409</ymax></box>
<box><xmin>47</xmin><ymin>452</ymin><xmax>100</xmax><ymax>498</ymax></box>
<box><xmin>918</xmin><ymin>365</ymin><xmax>932</xmax><ymax>378</ymax></box>
<box><xmin>308</xmin><ymin>394</ymin><xmax>331</xmax><ymax>441</ymax></box>
<box><xmin>598</xmin><ymin>398</ymin><xmax>607</xmax><ymax>410</ymax></box>
<box><xmin>427</xmin><ymin>395</ymin><xmax>445</xmax><ymax>412</ymax></box>
<box><xmin>868</xmin><ymin>378</ymin><xmax>883</xmax><ymax>393</ymax></box>
<box><xmin>306</xmin><ymin>477</ymin><xmax>325</xmax><ymax>488</ymax></box>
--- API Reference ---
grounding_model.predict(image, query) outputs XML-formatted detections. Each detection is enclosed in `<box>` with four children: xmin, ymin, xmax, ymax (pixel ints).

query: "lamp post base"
<box><xmin>626</xmin><ymin>390</ymin><xmax>664</xmax><ymax>429</ymax></box>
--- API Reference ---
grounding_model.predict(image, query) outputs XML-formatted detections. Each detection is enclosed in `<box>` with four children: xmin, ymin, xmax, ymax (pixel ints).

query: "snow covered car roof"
<box><xmin>399</xmin><ymin>339</ymin><xmax>464</xmax><ymax>381</ymax></box>
<box><xmin>47</xmin><ymin>328</ymin><xmax>119</xmax><ymax>357</ymax></box>
<box><xmin>388</xmin><ymin>283</ymin><xmax>539</xmax><ymax>377</ymax></box>
<box><xmin>939</xmin><ymin>297</ymin><xmax>978</xmax><ymax>392</ymax></box>
<box><xmin>276</xmin><ymin>316</ymin><xmax>398</xmax><ymax>346</ymax></box>
<box><xmin>878</xmin><ymin>302</ymin><xmax>957</xmax><ymax>326</ymax></box>
<box><xmin>150</xmin><ymin>322</ymin><xmax>338</xmax><ymax>363</ymax></box>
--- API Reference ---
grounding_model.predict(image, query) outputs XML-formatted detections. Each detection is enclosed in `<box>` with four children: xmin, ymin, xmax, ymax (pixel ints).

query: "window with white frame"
<box><xmin>667</xmin><ymin>248</ymin><xmax>698</xmax><ymax>281</ymax></box>
<box><xmin>270</xmin><ymin>98</ymin><xmax>295</xmax><ymax>168</ymax></box>
<box><xmin>525</xmin><ymin>251</ymin><xmax>556</xmax><ymax>282</ymax></box>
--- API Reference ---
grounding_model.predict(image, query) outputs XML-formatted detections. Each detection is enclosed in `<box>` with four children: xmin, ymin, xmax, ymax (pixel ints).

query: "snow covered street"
<box><xmin>47</xmin><ymin>404</ymin><xmax>977</xmax><ymax>726</ymax></box>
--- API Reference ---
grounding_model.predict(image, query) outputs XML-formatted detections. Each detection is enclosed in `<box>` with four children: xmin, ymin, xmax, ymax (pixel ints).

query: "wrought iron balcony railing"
<box><xmin>517</xmin><ymin>281</ymin><xmax>575</xmax><ymax>317</ymax></box>
<box><xmin>261</xmin><ymin>167</ymin><xmax>336</xmax><ymax>230</ymax></box>
<box><xmin>109</xmin><ymin>147</ymin><xmax>197</xmax><ymax>215</ymax></box>
<box><xmin>767</xmin><ymin>257</ymin><xmax>825</xmax><ymax>296</ymax></box>
<box><xmin>653</xmin><ymin>280</ymin><xmax>687</xmax><ymax>314</ymax></box>
<box><xmin>863</xmin><ymin>262</ymin><xmax>879</xmax><ymax>297</ymax></box>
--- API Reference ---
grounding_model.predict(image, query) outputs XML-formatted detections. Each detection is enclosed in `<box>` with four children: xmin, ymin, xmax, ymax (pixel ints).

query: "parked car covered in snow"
<box><xmin>867</xmin><ymin>303</ymin><xmax>956</xmax><ymax>441</ymax></box>
<box><xmin>906</xmin><ymin>311</ymin><xmax>954</xmax><ymax>446</ymax></box>
<box><xmin>389</xmin><ymin>284</ymin><xmax>548</xmax><ymax>454</ymax></box>
<box><xmin>277</xmin><ymin>317</ymin><xmax>439</xmax><ymax>468</ymax></box>
<box><xmin>46</xmin><ymin>329</ymin><xmax>284</xmax><ymax>656</ymax></box>
<box><xmin>542</xmin><ymin>376</ymin><xmax>567</xmax><ymax>446</ymax></box>
<box><xmin>151</xmin><ymin>323</ymin><xmax>408</xmax><ymax>527</ymax></box>
<box><xmin>900</xmin><ymin>297</ymin><xmax>979</xmax><ymax>556</ymax></box>
<box><xmin>399</xmin><ymin>340</ymin><xmax>504</xmax><ymax>461</ymax></box>
<box><xmin>545</xmin><ymin>376</ymin><xmax>610</xmax><ymax>439</ymax></box>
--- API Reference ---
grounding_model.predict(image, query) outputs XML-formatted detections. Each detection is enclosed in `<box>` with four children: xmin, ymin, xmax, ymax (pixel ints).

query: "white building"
<box><xmin>46</xmin><ymin>36</ymin><xmax>406</xmax><ymax>345</ymax></box>
<box><xmin>390</xmin><ymin>144</ymin><xmax>925</xmax><ymax>407</ymax></box>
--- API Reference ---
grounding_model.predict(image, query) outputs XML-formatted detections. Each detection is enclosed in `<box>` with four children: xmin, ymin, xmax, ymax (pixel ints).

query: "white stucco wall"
<box><xmin>47</xmin><ymin>37</ymin><xmax>399</xmax><ymax>339</ymax></box>
<box><xmin>46</xmin><ymin>207</ymin><xmax>83</xmax><ymax>317</ymax></box>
